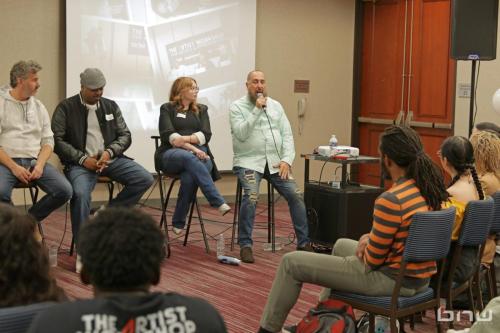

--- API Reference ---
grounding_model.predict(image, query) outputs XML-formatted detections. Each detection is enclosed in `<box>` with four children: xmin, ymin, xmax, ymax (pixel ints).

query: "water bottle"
<box><xmin>216</xmin><ymin>233</ymin><xmax>225</xmax><ymax>257</ymax></box>
<box><xmin>374</xmin><ymin>315</ymin><xmax>399</xmax><ymax>333</ymax></box>
<box><xmin>329</xmin><ymin>134</ymin><xmax>338</xmax><ymax>150</ymax></box>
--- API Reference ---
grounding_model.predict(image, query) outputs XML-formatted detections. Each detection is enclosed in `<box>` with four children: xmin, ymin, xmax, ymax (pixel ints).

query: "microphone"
<box><xmin>29</xmin><ymin>159</ymin><xmax>37</xmax><ymax>172</ymax></box>
<box><xmin>257</xmin><ymin>93</ymin><xmax>266</xmax><ymax>111</ymax></box>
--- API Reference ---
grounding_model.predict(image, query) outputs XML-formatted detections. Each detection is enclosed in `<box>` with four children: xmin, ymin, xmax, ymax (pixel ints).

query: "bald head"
<box><xmin>246</xmin><ymin>70</ymin><xmax>266</xmax><ymax>100</ymax></box>
<box><xmin>246</xmin><ymin>70</ymin><xmax>265</xmax><ymax>82</ymax></box>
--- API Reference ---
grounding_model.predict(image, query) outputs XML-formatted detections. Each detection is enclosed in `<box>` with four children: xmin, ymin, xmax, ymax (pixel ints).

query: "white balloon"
<box><xmin>492</xmin><ymin>89</ymin><xmax>500</xmax><ymax>115</ymax></box>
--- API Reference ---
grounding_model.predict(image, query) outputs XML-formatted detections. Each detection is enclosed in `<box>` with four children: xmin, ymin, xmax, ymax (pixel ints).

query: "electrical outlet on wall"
<box><xmin>458</xmin><ymin>83</ymin><xmax>471</xmax><ymax>98</ymax></box>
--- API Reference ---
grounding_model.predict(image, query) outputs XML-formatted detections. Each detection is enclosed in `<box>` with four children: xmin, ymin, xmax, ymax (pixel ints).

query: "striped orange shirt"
<box><xmin>364</xmin><ymin>178</ymin><xmax>436</xmax><ymax>279</ymax></box>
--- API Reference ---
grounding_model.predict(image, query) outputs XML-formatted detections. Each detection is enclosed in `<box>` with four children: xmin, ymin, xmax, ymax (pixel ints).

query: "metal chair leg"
<box><xmin>271</xmin><ymin>183</ymin><xmax>275</xmax><ymax>253</ymax></box>
<box><xmin>184</xmin><ymin>200</ymin><xmax>196</xmax><ymax>246</ymax></box>
<box><xmin>161</xmin><ymin>177</ymin><xmax>177</xmax><ymax>229</ymax></box>
<box><xmin>434</xmin><ymin>306</ymin><xmax>442</xmax><ymax>333</ymax></box>
<box><xmin>183</xmin><ymin>197</ymin><xmax>210</xmax><ymax>253</ymax></box>
<box><xmin>230</xmin><ymin>180</ymin><xmax>241</xmax><ymax>251</ymax></box>
<box><xmin>267</xmin><ymin>182</ymin><xmax>271</xmax><ymax>245</ymax></box>
<box><xmin>266</xmin><ymin>181</ymin><xmax>275</xmax><ymax>252</ymax></box>
<box><xmin>107</xmin><ymin>182</ymin><xmax>114</xmax><ymax>203</ymax></box>
<box><xmin>196</xmin><ymin>199</ymin><xmax>210</xmax><ymax>253</ymax></box>
<box><xmin>468</xmin><ymin>283</ymin><xmax>477</xmax><ymax>323</ymax></box>
<box><xmin>491</xmin><ymin>261</ymin><xmax>498</xmax><ymax>297</ymax></box>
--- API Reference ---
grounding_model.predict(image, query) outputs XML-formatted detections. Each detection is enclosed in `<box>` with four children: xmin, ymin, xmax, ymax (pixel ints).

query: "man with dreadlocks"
<box><xmin>257</xmin><ymin>125</ymin><xmax>449</xmax><ymax>333</ymax></box>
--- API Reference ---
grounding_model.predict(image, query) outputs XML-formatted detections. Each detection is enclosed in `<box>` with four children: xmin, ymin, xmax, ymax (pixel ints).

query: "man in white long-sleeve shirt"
<box><xmin>229</xmin><ymin>70</ymin><xmax>311</xmax><ymax>263</ymax></box>
<box><xmin>0</xmin><ymin>60</ymin><xmax>72</xmax><ymax>222</ymax></box>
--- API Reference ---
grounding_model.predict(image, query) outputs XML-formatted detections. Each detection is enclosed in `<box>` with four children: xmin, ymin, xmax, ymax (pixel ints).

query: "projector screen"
<box><xmin>66</xmin><ymin>0</ymin><xmax>256</xmax><ymax>172</ymax></box>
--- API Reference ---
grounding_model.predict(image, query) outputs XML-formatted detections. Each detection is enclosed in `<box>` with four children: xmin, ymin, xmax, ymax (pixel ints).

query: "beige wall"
<box><xmin>454</xmin><ymin>6</ymin><xmax>500</xmax><ymax>136</ymax></box>
<box><xmin>6</xmin><ymin>1</ymin><xmax>500</xmax><ymax>205</ymax></box>
<box><xmin>0</xmin><ymin>0</ymin><xmax>356</xmax><ymax>205</ymax></box>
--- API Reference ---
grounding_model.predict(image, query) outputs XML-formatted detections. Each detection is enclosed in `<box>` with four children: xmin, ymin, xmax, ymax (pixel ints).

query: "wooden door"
<box><xmin>355</xmin><ymin>0</ymin><xmax>454</xmax><ymax>186</ymax></box>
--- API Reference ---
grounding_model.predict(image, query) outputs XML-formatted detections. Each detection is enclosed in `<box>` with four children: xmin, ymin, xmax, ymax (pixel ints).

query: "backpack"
<box><xmin>295</xmin><ymin>299</ymin><xmax>357</xmax><ymax>333</ymax></box>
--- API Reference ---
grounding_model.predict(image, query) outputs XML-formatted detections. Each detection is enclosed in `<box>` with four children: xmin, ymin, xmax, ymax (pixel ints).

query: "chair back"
<box><xmin>151</xmin><ymin>135</ymin><xmax>162</xmax><ymax>173</ymax></box>
<box><xmin>490</xmin><ymin>191</ymin><xmax>500</xmax><ymax>234</ymax></box>
<box><xmin>403</xmin><ymin>207</ymin><xmax>456</xmax><ymax>262</ymax></box>
<box><xmin>458</xmin><ymin>198</ymin><xmax>494</xmax><ymax>246</ymax></box>
<box><xmin>0</xmin><ymin>302</ymin><xmax>54</xmax><ymax>333</ymax></box>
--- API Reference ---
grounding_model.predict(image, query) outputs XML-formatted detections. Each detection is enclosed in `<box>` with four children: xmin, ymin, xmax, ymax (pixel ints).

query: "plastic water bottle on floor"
<box><xmin>216</xmin><ymin>233</ymin><xmax>225</xmax><ymax>257</ymax></box>
<box><xmin>374</xmin><ymin>315</ymin><xmax>399</xmax><ymax>333</ymax></box>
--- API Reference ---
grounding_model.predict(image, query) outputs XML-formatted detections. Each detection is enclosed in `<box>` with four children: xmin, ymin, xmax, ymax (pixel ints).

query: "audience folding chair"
<box><xmin>230</xmin><ymin>178</ymin><xmax>276</xmax><ymax>252</ymax></box>
<box><xmin>442</xmin><ymin>198</ymin><xmax>494</xmax><ymax>327</ymax></box>
<box><xmin>13</xmin><ymin>182</ymin><xmax>45</xmax><ymax>244</ymax></box>
<box><xmin>151</xmin><ymin>136</ymin><xmax>210</xmax><ymax>257</ymax></box>
<box><xmin>478</xmin><ymin>192</ymin><xmax>500</xmax><ymax>301</ymax></box>
<box><xmin>330</xmin><ymin>207</ymin><xmax>456</xmax><ymax>333</ymax></box>
<box><xmin>0</xmin><ymin>302</ymin><xmax>55</xmax><ymax>333</ymax></box>
<box><xmin>69</xmin><ymin>176</ymin><xmax>115</xmax><ymax>256</ymax></box>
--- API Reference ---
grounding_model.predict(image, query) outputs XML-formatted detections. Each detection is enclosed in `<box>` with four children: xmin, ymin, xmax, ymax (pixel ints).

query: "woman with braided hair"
<box><xmin>470</xmin><ymin>130</ymin><xmax>500</xmax><ymax>197</ymax></box>
<box><xmin>470</xmin><ymin>130</ymin><xmax>500</xmax><ymax>268</ymax></box>
<box><xmin>439</xmin><ymin>135</ymin><xmax>485</xmax><ymax>284</ymax></box>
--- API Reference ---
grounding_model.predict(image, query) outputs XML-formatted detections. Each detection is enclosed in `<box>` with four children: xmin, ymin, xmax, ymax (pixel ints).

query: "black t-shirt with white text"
<box><xmin>27</xmin><ymin>292</ymin><xmax>227</xmax><ymax>333</ymax></box>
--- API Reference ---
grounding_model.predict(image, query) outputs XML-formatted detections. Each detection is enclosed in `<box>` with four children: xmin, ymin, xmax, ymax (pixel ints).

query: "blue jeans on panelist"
<box><xmin>0</xmin><ymin>158</ymin><xmax>73</xmax><ymax>221</ymax></box>
<box><xmin>65</xmin><ymin>157</ymin><xmax>154</xmax><ymax>242</ymax></box>
<box><xmin>161</xmin><ymin>146</ymin><xmax>225</xmax><ymax>229</ymax></box>
<box><xmin>233</xmin><ymin>165</ymin><xmax>310</xmax><ymax>248</ymax></box>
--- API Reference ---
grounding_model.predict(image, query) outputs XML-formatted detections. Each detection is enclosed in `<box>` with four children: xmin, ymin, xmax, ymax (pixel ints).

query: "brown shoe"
<box><xmin>240</xmin><ymin>247</ymin><xmax>255</xmax><ymax>263</ymax></box>
<box><xmin>296</xmin><ymin>242</ymin><xmax>314</xmax><ymax>252</ymax></box>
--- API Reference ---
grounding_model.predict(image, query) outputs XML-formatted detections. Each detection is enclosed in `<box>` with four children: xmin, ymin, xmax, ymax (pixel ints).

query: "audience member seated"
<box><xmin>27</xmin><ymin>207</ymin><xmax>228</xmax><ymax>333</ymax></box>
<box><xmin>470</xmin><ymin>130</ymin><xmax>500</xmax><ymax>198</ymax></box>
<box><xmin>439</xmin><ymin>136</ymin><xmax>485</xmax><ymax>285</ymax></box>
<box><xmin>0</xmin><ymin>203</ymin><xmax>65</xmax><ymax>308</ymax></box>
<box><xmin>0</xmin><ymin>60</ymin><xmax>72</xmax><ymax>223</ymax></box>
<box><xmin>470</xmin><ymin>130</ymin><xmax>500</xmax><ymax>284</ymax></box>
<box><xmin>257</xmin><ymin>125</ymin><xmax>449</xmax><ymax>333</ymax></box>
<box><xmin>155</xmin><ymin>77</ymin><xmax>230</xmax><ymax>235</ymax></box>
<box><xmin>51</xmin><ymin>68</ymin><xmax>154</xmax><ymax>271</ymax></box>
<box><xmin>473</xmin><ymin>122</ymin><xmax>500</xmax><ymax>137</ymax></box>
<box><xmin>453</xmin><ymin>295</ymin><xmax>500</xmax><ymax>333</ymax></box>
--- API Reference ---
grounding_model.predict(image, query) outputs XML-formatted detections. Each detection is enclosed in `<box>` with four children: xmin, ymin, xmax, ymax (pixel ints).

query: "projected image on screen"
<box><xmin>67</xmin><ymin>0</ymin><xmax>256</xmax><ymax>172</ymax></box>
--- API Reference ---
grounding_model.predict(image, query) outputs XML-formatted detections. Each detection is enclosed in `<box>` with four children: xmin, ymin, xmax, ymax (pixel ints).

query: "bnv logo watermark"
<box><xmin>437</xmin><ymin>309</ymin><xmax>493</xmax><ymax>322</ymax></box>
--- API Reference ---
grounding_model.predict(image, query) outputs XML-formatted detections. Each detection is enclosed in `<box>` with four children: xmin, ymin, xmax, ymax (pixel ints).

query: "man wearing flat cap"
<box><xmin>52</xmin><ymin>68</ymin><xmax>154</xmax><ymax>270</ymax></box>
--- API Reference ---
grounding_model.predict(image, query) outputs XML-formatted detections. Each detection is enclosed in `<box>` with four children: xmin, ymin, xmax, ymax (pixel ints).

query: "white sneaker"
<box><xmin>76</xmin><ymin>254</ymin><xmax>83</xmax><ymax>274</ymax></box>
<box><xmin>218</xmin><ymin>203</ymin><xmax>231</xmax><ymax>216</ymax></box>
<box><xmin>172</xmin><ymin>227</ymin><xmax>184</xmax><ymax>235</ymax></box>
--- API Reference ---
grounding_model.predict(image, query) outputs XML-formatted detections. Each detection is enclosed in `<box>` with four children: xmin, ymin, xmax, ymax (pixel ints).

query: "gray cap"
<box><xmin>80</xmin><ymin>68</ymin><xmax>106</xmax><ymax>89</ymax></box>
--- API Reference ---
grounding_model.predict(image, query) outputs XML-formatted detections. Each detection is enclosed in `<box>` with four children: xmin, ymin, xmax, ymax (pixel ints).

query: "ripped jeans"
<box><xmin>233</xmin><ymin>165</ymin><xmax>309</xmax><ymax>248</ymax></box>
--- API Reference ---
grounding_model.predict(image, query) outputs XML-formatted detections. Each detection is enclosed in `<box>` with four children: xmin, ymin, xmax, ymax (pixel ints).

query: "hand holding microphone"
<box><xmin>256</xmin><ymin>92</ymin><xmax>267</xmax><ymax>111</ymax></box>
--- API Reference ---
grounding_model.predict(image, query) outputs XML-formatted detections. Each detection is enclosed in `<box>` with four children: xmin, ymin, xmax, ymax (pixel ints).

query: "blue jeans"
<box><xmin>0</xmin><ymin>158</ymin><xmax>73</xmax><ymax>221</ymax></box>
<box><xmin>161</xmin><ymin>147</ymin><xmax>225</xmax><ymax>228</ymax></box>
<box><xmin>234</xmin><ymin>165</ymin><xmax>309</xmax><ymax>248</ymax></box>
<box><xmin>65</xmin><ymin>157</ymin><xmax>154</xmax><ymax>242</ymax></box>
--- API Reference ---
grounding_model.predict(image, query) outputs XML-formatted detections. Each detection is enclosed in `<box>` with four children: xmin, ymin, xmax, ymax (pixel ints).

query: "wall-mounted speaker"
<box><xmin>451</xmin><ymin>0</ymin><xmax>499</xmax><ymax>60</ymax></box>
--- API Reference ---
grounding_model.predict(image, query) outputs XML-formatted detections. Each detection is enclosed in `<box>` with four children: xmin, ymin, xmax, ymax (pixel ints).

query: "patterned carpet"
<box><xmin>39</xmin><ymin>201</ymin><xmax>469</xmax><ymax>333</ymax></box>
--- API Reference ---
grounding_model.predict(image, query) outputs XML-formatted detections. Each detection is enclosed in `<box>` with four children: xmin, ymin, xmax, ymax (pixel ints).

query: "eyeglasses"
<box><xmin>190</xmin><ymin>86</ymin><xmax>199</xmax><ymax>92</ymax></box>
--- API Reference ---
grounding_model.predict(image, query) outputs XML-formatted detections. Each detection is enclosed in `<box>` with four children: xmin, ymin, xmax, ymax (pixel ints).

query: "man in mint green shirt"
<box><xmin>229</xmin><ymin>70</ymin><xmax>311</xmax><ymax>263</ymax></box>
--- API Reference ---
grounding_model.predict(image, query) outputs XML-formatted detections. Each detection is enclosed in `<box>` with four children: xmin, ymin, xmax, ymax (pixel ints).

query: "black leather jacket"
<box><xmin>51</xmin><ymin>94</ymin><xmax>131</xmax><ymax>167</ymax></box>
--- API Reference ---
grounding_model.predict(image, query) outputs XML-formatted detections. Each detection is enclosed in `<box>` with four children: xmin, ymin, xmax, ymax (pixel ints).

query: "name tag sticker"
<box><xmin>177</xmin><ymin>113</ymin><xmax>186</xmax><ymax>118</ymax></box>
<box><xmin>105</xmin><ymin>114</ymin><xmax>114</xmax><ymax>121</ymax></box>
